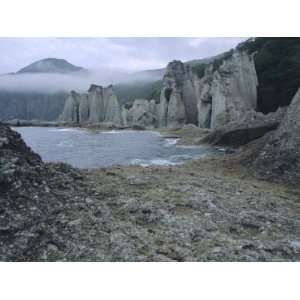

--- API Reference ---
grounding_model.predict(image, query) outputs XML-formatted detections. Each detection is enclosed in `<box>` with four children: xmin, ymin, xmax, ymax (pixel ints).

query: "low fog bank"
<box><xmin>0</xmin><ymin>67</ymin><xmax>164</xmax><ymax>93</ymax></box>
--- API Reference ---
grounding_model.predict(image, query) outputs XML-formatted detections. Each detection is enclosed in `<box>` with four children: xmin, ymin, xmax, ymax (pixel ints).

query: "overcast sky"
<box><xmin>0</xmin><ymin>37</ymin><xmax>246</xmax><ymax>73</ymax></box>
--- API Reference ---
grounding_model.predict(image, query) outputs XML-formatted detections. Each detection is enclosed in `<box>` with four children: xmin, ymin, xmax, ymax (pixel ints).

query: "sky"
<box><xmin>0</xmin><ymin>37</ymin><xmax>246</xmax><ymax>73</ymax></box>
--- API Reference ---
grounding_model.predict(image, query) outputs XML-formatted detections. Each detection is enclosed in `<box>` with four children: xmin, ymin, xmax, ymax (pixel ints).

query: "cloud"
<box><xmin>0</xmin><ymin>37</ymin><xmax>247</xmax><ymax>73</ymax></box>
<box><xmin>0</xmin><ymin>37</ymin><xmax>247</xmax><ymax>93</ymax></box>
<box><xmin>0</xmin><ymin>67</ymin><xmax>163</xmax><ymax>93</ymax></box>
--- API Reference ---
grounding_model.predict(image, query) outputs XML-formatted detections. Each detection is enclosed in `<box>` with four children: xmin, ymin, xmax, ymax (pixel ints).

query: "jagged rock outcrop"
<box><xmin>127</xmin><ymin>99</ymin><xmax>156</xmax><ymax>129</ymax></box>
<box><xmin>157</xmin><ymin>60</ymin><xmax>198</xmax><ymax>128</ymax></box>
<box><xmin>59</xmin><ymin>84</ymin><xmax>122</xmax><ymax>125</ymax></box>
<box><xmin>254</xmin><ymin>88</ymin><xmax>300</xmax><ymax>182</ymax></box>
<box><xmin>0</xmin><ymin>123</ymin><xmax>82</xmax><ymax>260</ymax></box>
<box><xmin>157</xmin><ymin>50</ymin><xmax>258</xmax><ymax>129</ymax></box>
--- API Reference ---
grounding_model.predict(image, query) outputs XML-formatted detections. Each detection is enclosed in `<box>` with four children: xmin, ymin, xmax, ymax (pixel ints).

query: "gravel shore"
<box><xmin>1</xmin><ymin>124</ymin><xmax>299</xmax><ymax>261</ymax></box>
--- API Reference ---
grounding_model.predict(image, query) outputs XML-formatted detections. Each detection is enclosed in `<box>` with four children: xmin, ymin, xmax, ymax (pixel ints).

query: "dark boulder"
<box><xmin>200</xmin><ymin>108</ymin><xmax>286</xmax><ymax>147</ymax></box>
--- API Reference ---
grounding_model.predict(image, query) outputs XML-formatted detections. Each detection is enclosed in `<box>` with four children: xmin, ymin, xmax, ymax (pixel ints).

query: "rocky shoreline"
<box><xmin>0</xmin><ymin>123</ymin><xmax>299</xmax><ymax>261</ymax></box>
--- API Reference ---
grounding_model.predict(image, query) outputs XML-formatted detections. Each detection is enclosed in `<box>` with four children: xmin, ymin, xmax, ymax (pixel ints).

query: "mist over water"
<box><xmin>14</xmin><ymin>127</ymin><xmax>222</xmax><ymax>168</ymax></box>
<box><xmin>0</xmin><ymin>68</ymin><xmax>163</xmax><ymax>93</ymax></box>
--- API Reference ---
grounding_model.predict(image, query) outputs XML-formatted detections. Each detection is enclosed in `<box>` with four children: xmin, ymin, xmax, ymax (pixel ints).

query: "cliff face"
<box><xmin>0</xmin><ymin>91</ymin><xmax>67</xmax><ymax>121</ymax></box>
<box><xmin>157</xmin><ymin>60</ymin><xmax>197</xmax><ymax>128</ymax></box>
<box><xmin>62</xmin><ymin>50</ymin><xmax>258</xmax><ymax>130</ymax></box>
<box><xmin>59</xmin><ymin>84</ymin><xmax>122</xmax><ymax>125</ymax></box>
<box><xmin>238</xmin><ymin>38</ymin><xmax>300</xmax><ymax>113</ymax></box>
<box><xmin>156</xmin><ymin>50</ymin><xmax>258</xmax><ymax>129</ymax></box>
<box><xmin>209</xmin><ymin>51</ymin><xmax>258</xmax><ymax>129</ymax></box>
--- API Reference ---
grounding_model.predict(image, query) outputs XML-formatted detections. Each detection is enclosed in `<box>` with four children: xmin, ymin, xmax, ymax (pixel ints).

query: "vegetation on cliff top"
<box><xmin>239</xmin><ymin>37</ymin><xmax>300</xmax><ymax>113</ymax></box>
<box><xmin>191</xmin><ymin>38</ymin><xmax>300</xmax><ymax>114</ymax></box>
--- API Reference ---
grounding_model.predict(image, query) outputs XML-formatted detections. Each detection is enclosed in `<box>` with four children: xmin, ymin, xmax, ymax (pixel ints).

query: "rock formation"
<box><xmin>58</xmin><ymin>50</ymin><xmax>259</xmax><ymax>130</ymax></box>
<box><xmin>156</xmin><ymin>50</ymin><xmax>258</xmax><ymax>129</ymax></box>
<box><xmin>60</xmin><ymin>84</ymin><xmax>122</xmax><ymax>125</ymax></box>
<box><xmin>157</xmin><ymin>60</ymin><xmax>197</xmax><ymax>128</ymax></box>
<box><xmin>209</xmin><ymin>51</ymin><xmax>258</xmax><ymax>129</ymax></box>
<box><xmin>201</xmin><ymin>107</ymin><xmax>286</xmax><ymax>147</ymax></box>
<box><xmin>127</xmin><ymin>99</ymin><xmax>157</xmax><ymax>129</ymax></box>
<box><xmin>254</xmin><ymin>88</ymin><xmax>300</xmax><ymax>181</ymax></box>
<box><xmin>59</xmin><ymin>91</ymin><xmax>81</xmax><ymax>123</ymax></box>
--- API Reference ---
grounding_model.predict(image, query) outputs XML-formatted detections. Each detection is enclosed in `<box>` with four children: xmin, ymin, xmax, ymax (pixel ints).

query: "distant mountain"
<box><xmin>17</xmin><ymin>58</ymin><xmax>84</xmax><ymax>74</ymax></box>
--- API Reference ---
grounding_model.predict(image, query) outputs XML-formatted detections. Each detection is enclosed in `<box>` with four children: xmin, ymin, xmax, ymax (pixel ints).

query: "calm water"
<box><xmin>13</xmin><ymin>127</ymin><xmax>223</xmax><ymax>168</ymax></box>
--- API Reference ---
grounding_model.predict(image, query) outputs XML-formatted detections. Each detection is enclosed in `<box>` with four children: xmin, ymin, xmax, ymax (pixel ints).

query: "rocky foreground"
<box><xmin>0</xmin><ymin>123</ymin><xmax>299</xmax><ymax>261</ymax></box>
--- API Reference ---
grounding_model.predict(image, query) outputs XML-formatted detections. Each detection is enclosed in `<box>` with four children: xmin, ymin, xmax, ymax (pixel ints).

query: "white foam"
<box><xmin>129</xmin><ymin>159</ymin><xmax>150</xmax><ymax>167</ymax></box>
<box><xmin>101</xmin><ymin>130</ymin><xmax>122</xmax><ymax>134</ymax></box>
<box><xmin>177</xmin><ymin>144</ymin><xmax>206</xmax><ymax>149</ymax></box>
<box><xmin>170</xmin><ymin>154</ymin><xmax>193</xmax><ymax>160</ymax></box>
<box><xmin>164</xmin><ymin>138</ymin><xmax>179</xmax><ymax>146</ymax></box>
<box><xmin>149</xmin><ymin>158</ymin><xmax>177</xmax><ymax>166</ymax></box>
<box><xmin>130</xmin><ymin>158</ymin><xmax>178</xmax><ymax>167</ymax></box>
<box><xmin>49</xmin><ymin>128</ymin><xmax>78</xmax><ymax>132</ymax></box>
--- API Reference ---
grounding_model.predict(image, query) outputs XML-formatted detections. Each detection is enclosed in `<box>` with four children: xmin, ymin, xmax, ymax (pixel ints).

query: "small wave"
<box><xmin>49</xmin><ymin>128</ymin><xmax>78</xmax><ymax>132</ymax></box>
<box><xmin>130</xmin><ymin>158</ymin><xmax>178</xmax><ymax>167</ymax></box>
<box><xmin>129</xmin><ymin>158</ymin><xmax>150</xmax><ymax>167</ymax></box>
<box><xmin>170</xmin><ymin>154</ymin><xmax>193</xmax><ymax>160</ymax></box>
<box><xmin>101</xmin><ymin>130</ymin><xmax>123</xmax><ymax>134</ymax></box>
<box><xmin>176</xmin><ymin>144</ymin><xmax>209</xmax><ymax>150</ymax></box>
<box><xmin>150</xmin><ymin>158</ymin><xmax>177</xmax><ymax>166</ymax></box>
<box><xmin>164</xmin><ymin>138</ymin><xmax>179</xmax><ymax>146</ymax></box>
